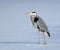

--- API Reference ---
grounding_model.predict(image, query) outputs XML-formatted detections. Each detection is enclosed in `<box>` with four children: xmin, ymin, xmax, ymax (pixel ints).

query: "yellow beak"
<box><xmin>24</xmin><ymin>12</ymin><xmax>32</xmax><ymax>15</ymax></box>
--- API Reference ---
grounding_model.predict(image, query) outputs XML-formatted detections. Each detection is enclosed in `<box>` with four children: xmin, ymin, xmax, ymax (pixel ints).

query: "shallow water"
<box><xmin>0</xmin><ymin>26</ymin><xmax>60</xmax><ymax>50</ymax></box>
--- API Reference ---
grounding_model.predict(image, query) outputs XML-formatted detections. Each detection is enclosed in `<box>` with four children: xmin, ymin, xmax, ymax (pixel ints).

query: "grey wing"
<box><xmin>37</xmin><ymin>16</ymin><xmax>49</xmax><ymax>32</ymax></box>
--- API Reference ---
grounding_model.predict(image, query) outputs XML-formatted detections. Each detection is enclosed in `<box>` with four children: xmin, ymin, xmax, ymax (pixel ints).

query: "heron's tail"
<box><xmin>44</xmin><ymin>32</ymin><xmax>50</xmax><ymax>37</ymax></box>
<box><xmin>47</xmin><ymin>32</ymin><xmax>50</xmax><ymax>37</ymax></box>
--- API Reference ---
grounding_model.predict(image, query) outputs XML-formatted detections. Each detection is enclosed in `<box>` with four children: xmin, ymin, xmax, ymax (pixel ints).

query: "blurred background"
<box><xmin>0</xmin><ymin>0</ymin><xmax>60</xmax><ymax>50</ymax></box>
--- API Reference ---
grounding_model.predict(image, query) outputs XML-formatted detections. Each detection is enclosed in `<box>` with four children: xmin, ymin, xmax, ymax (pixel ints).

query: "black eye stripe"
<box><xmin>32</xmin><ymin>12</ymin><xmax>36</xmax><ymax>13</ymax></box>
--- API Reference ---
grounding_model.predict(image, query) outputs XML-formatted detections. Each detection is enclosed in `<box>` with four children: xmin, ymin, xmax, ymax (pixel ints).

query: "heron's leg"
<box><xmin>37</xmin><ymin>30</ymin><xmax>40</xmax><ymax>44</ymax></box>
<box><xmin>43</xmin><ymin>32</ymin><xmax>47</xmax><ymax>44</ymax></box>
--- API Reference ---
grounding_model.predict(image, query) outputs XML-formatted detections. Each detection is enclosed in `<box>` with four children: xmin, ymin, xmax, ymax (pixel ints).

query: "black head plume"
<box><xmin>32</xmin><ymin>12</ymin><xmax>36</xmax><ymax>13</ymax></box>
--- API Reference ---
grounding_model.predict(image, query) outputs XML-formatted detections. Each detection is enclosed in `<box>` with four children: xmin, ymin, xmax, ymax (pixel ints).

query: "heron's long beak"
<box><xmin>24</xmin><ymin>12</ymin><xmax>32</xmax><ymax>15</ymax></box>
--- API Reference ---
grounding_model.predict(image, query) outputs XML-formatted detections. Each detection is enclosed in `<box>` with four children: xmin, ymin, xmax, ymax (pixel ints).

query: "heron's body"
<box><xmin>30</xmin><ymin>15</ymin><xmax>50</xmax><ymax>37</ymax></box>
<box><xmin>25</xmin><ymin>11</ymin><xmax>50</xmax><ymax>44</ymax></box>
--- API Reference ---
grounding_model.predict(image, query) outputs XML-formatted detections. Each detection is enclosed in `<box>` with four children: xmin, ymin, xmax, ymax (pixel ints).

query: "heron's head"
<box><xmin>24</xmin><ymin>11</ymin><xmax>37</xmax><ymax>16</ymax></box>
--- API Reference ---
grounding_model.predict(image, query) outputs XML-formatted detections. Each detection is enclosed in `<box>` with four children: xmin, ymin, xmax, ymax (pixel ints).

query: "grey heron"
<box><xmin>24</xmin><ymin>11</ymin><xmax>50</xmax><ymax>44</ymax></box>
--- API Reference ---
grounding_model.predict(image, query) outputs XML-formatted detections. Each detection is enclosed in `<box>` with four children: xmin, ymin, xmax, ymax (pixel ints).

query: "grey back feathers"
<box><xmin>30</xmin><ymin>15</ymin><xmax>50</xmax><ymax>37</ymax></box>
